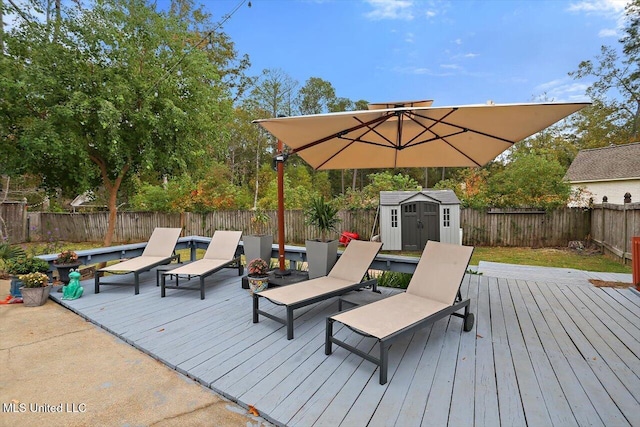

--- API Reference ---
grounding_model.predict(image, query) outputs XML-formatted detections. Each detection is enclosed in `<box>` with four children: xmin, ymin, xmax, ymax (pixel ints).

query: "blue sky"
<box><xmin>205</xmin><ymin>0</ymin><xmax>629</xmax><ymax>107</ymax></box>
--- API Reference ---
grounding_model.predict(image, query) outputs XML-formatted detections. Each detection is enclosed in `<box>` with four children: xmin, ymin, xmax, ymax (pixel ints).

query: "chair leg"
<box><xmin>94</xmin><ymin>273</ymin><xmax>100</xmax><ymax>294</ymax></box>
<box><xmin>252</xmin><ymin>294</ymin><xmax>259</xmax><ymax>323</ymax></box>
<box><xmin>134</xmin><ymin>273</ymin><xmax>140</xmax><ymax>295</ymax></box>
<box><xmin>286</xmin><ymin>307</ymin><xmax>294</xmax><ymax>340</ymax></box>
<box><xmin>325</xmin><ymin>318</ymin><xmax>334</xmax><ymax>355</ymax></box>
<box><xmin>161</xmin><ymin>274</ymin><xmax>166</xmax><ymax>297</ymax></box>
<box><xmin>200</xmin><ymin>277</ymin><xmax>205</xmax><ymax>300</ymax></box>
<box><xmin>379</xmin><ymin>341</ymin><xmax>389</xmax><ymax>385</ymax></box>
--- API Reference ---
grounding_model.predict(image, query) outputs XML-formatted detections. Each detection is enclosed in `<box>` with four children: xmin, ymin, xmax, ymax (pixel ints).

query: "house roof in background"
<box><xmin>380</xmin><ymin>189</ymin><xmax>460</xmax><ymax>206</ymax></box>
<box><xmin>564</xmin><ymin>142</ymin><xmax>640</xmax><ymax>182</ymax></box>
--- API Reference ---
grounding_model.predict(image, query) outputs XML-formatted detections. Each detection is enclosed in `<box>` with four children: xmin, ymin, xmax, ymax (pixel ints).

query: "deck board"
<box><xmin>51</xmin><ymin>267</ymin><xmax>640</xmax><ymax>427</ymax></box>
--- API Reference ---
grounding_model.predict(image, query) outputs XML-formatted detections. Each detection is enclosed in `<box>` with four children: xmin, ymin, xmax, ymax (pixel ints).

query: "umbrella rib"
<box><xmin>291</xmin><ymin>114</ymin><xmax>391</xmax><ymax>154</ymax></box>
<box><xmin>411</xmin><ymin>109</ymin><xmax>516</xmax><ymax>145</ymax></box>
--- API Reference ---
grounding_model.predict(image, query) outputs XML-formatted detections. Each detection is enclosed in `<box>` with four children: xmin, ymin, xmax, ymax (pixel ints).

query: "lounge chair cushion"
<box><xmin>203</xmin><ymin>231</ymin><xmax>243</xmax><ymax>260</ymax></box>
<box><xmin>100</xmin><ymin>256</ymin><xmax>173</xmax><ymax>273</ymax></box>
<box><xmin>258</xmin><ymin>276</ymin><xmax>355</xmax><ymax>306</ymax></box>
<box><xmin>162</xmin><ymin>230</ymin><xmax>242</xmax><ymax>276</ymax></box>
<box><xmin>140</xmin><ymin>228</ymin><xmax>183</xmax><ymax>257</ymax></box>
<box><xmin>406</xmin><ymin>241</ymin><xmax>473</xmax><ymax>305</ymax></box>
<box><xmin>328</xmin><ymin>240</ymin><xmax>383</xmax><ymax>282</ymax></box>
<box><xmin>330</xmin><ymin>292</ymin><xmax>449</xmax><ymax>340</ymax></box>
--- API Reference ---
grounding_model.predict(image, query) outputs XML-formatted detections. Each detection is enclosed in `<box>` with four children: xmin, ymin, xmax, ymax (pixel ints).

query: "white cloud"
<box><xmin>533</xmin><ymin>79</ymin><xmax>591</xmax><ymax>102</ymax></box>
<box><xmin>425</xmin><ymin>10</ymin><xmax>437</xmax><ymax>18</ymax></box>
<box><xmin>598</xmin><ymin>28</ymin><xmax>619</xmax><ymax>37</ymax></box>
<box><xmin>464</xmin><ymin>53</ymin><xmax>479</xmax><ymax>58</ymax></box>
<box><xmin>405</xmin><ymin>32</ymin><xmax>415</xmax><ymax>43</ymax></box>
<box><xmin>364</xmin><ymin>0</ymin><xmax>415</xmax><ymax>21</ymax></box>
<box><xmin>568</xmin><ymin>0</ymin><xmax>628</xmax><ymax>37</ymax></box>
<box><xmin>454</xmin><ymin>38</ymin><xmax>463</xmax><ymax>45</ymax></box>
<box><xmin>441</xmin><ymin>64</ymin><xmax>461</xmax><ymax>70</ymax></box>
<box><xmin>567</xmin><ymin>0</ymin><xmax>627</xmax><ymax>14</ymax></box>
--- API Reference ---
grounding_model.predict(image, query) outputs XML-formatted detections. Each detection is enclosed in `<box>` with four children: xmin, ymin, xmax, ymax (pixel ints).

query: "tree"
<box><xmin>2</xmin><ymin>0</ymin><xmax>237</xmax><ymax>245</ymax></box>
<box><xmin>296</xmin><ymin>77</ymin><xmax>336</xmax><ymax>115</ymax></box>
<box><xmin>487</xmin><ymin>154</ymin><xmax>571</xmax><ymax>209</ymax></box>
<box><xmin>570</xmin><ymin>0</ymin><xmax>640</xmax><ymax>140</ymax></box>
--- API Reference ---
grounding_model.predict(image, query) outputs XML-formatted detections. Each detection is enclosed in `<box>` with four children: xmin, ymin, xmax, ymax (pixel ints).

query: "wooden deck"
<box><xmin>52</xmin><ymin>269</ymin><xmax>640</xmax><ymax>426</ymax></box>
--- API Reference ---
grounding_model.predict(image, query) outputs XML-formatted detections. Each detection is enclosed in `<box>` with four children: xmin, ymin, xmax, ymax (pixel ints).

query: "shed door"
<box><xmin>401</xmin><ymin>202</ymin><xmax>440</xmax><ymax>251</ymax></box>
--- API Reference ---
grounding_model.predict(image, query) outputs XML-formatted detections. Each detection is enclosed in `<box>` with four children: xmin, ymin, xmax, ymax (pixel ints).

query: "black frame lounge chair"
<box><xmin>325</xmin><ymin>240</ymin><xmax>475</xmax><ymax>385</ymax></box>
<box><xmin>95</xmin><ymin>227</ymin><xmax>182</xmax><ymax>295</ymax></box>
<box><xmin>253</xmin><ymin>240</ymin><xmax>383</xmax><ymax>340</ymax></box>
<box><xmin>160</xmin><ymin>230</ymin><xmax>243</xmax><ymax>300</ymax></box>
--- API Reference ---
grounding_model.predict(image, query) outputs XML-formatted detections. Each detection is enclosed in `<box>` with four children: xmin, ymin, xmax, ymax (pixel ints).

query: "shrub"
<box><xmin>5</xmin><ymin>256</ymin><xmax>50</xmax><ymax>275</ymax></box>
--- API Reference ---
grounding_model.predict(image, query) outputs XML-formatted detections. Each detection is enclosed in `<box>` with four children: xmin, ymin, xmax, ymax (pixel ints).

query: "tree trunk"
<box><xmin>104</xmin><ymin>186</ymin><xmax>118</xmax><ymax>247</ymax></box>
<box><xmin>424</xmin><ymin>167</ymin><xmax>428</xmax><ymax>188</ymax></box>
<box><xmin>352</xmin><ymin>169</ymin><xmax>357</xmax><ymax>191</ymax></box>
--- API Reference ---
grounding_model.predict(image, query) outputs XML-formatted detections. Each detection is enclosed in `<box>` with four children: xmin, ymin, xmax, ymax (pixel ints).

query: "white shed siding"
<box><xmin>568</xmin><ymin>180</ymin><xmax>640</xmax><ymax>206</ymax></box>
<box><xmin>379</xmin><ymin>190</ymin><xmax>461</xmax><ymax>250</ymax></box>
<box><xmin>439</xmin><ymin>204</ymin><xmax>461</xmax><ymax>244</ymax></box>
<box><xmin>380</xmin><ymin>205</ymin><xmax>402</xmax><ymax>250</ymax></box>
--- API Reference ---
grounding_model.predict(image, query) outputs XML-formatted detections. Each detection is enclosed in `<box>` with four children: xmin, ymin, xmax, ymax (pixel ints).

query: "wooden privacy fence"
<box><xmin>462</xmin><ymin>207</ymin><xmax>591</xmax><ymax>247</ymax></box>
<box><xmin>591</xmin><ymin>203</ymin><xmax>640</xmax><ymax>263</ymax></box>
<box><xmin>26</xmin><ymin>207</ymin><xmax>593</xmax><ymax>248</ymax></box>
<box><xmin>27</xmin><ymin>210</ymin><xmax>378</xmax><ymax>245</ymax></box>
<box><xmin>0</xmin><ymin>201</ymin><xmax>28</xmax><ymax>243</ymax></box>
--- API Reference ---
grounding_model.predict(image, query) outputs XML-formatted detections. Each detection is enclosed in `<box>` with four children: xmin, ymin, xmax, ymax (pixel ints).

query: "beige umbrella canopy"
<box><xmin>253</xmin><ymin>101</ymin><xmax>589</xmax><ymax>170</ymax></box>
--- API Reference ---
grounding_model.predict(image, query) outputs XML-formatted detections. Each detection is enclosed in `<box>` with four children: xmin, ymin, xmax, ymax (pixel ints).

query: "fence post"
<box><xmin>633</xmin><ymin>236</ymin><xmax>640</xmax><ymax>291</ymax></box>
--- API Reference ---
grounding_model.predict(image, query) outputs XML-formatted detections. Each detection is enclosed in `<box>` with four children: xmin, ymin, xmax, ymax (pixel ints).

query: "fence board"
<box><xmin>19</xmin><ymin>207</ymin><xmax>597</xmax><ymax>249</ymax></box>
<box><xmin>0</xmin><ymin>201</ymin><xmax>27</xmax><ymax>242</ymax></box>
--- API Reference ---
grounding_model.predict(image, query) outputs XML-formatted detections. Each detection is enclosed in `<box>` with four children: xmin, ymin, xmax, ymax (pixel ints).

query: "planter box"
<box><xmin>243</xmin><ymin>235</ymin><xmax>273</xmax><ymax>265</ymax></box>
<box><xmin>20</xmin><ymin>285</ymin><xmax>51</xmax><ymax>307</ymax></box>
<box><xmin>305</xmin><ymin>239</ymin><xmax>338</xmax><ymax>279</ymax></box>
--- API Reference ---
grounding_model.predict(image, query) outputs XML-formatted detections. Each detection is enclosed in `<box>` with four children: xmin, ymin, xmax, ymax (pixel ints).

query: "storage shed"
<box><xmin>379</xmin><ymin>190</ymin><xmax>462</xmax><ymax>251</ymax></box>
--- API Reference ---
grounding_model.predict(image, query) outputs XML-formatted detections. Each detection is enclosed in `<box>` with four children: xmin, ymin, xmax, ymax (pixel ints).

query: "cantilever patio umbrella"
<box><xmin>253</xmin><ymin>100</ymin><xmax>590</xmax><ymax>269</ymax></box>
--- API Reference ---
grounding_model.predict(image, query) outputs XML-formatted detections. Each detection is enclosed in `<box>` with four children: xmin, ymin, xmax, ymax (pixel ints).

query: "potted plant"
<box><xmin>0</xmin><ymin>243</ymin><xmax>26</xmax><ymax>299</ymax></box>
<box><xmin>243</xmin><ymin>208</ymin><xmax>273</xmax><ymax>266</ymax></box>
<box><xmin>54</xmin><ymin>250</ymin><xmax>81</xmax><ymax>286</ymax></box>
<box><xmin>5</xmin><ymin>256</ymin><xmax>50</xmax><ymax>300</ymax></box>
<box><xmin>247</xmin><ymin>258</ymin><xmax>269</xmax><ymax>294</ymax></box>
<box><xmin>304</xmin><ymin>195</ymin><xmax>341</xmax><ymax>279</ymax></box>
<box><xmin>18</xmin><ymin>272</ymin><xmax>51</xmax><ymax>306</ymax></box>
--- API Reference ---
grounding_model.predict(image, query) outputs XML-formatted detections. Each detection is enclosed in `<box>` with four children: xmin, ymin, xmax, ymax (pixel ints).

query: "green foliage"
<box><xmin>487</xmin><ymin>154</ymin><xmax>570</xmax><ymax>209</ymax></box>
<box><xmin>250</xmin><ymin>209</ymin><xmax>270</xmax><ymax>235</ymax></box>
<box><xmin>0</xmin><ymin>244</ymin><xmax>26</xmax><ymax>262</ymax></box>
<box><xmin>4</xmin><ymin>257</ymin><xmax>50</xmax><ymax>275</ymax></box>
<box><xmin>338</xmin><ymin>172</ymin><xmax>420</xmax><ymax>209</ymax></box>
<box><xmin>435</xmin><ymin>168</ymin><xmax>491</xmax><ymax>209</ymax></box>
<box><xmin>304</xmin><ymin>196</ymin><xmax>341</xmax><ymax>242</ymax></box>
<box><xmin>375</xmin><ymin>271</ymin><xmax>412</xmax><ymax>289</ymax></box>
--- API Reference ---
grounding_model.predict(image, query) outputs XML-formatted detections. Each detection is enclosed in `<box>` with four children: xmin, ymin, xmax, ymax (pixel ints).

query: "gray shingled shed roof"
<box><xmin>564</xmin><ymin>142</ymin><xmax>640</xmax><ymax>182</ymax></box>
<box><xmin>380</xmin><ymin>189</ymin><xmax>460</xmax><ymax>205</ymax></box>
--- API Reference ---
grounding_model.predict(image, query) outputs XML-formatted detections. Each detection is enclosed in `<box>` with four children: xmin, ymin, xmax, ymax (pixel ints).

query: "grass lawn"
<box><xmin>13</xmin><ymin>241</ymin><xmax>633</xmax><ymax>274</ymax></box>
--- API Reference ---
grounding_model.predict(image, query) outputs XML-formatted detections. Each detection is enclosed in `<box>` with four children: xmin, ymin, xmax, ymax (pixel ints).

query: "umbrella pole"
<box><xmin>276</xmin><ymin>139</ymin><xmax>290</xmax><ymax>276</ymax></box>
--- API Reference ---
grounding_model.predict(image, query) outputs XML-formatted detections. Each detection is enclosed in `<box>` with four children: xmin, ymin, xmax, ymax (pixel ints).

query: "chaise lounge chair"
<box><xmin>95</xmin><ymin>227</ymin><xmax>182</xmax><ymax>295</ymax></box>
<box><xmin>253</xmin><ymin>240</ymin><xmax>383</xmax><ymax>340</ymax></box>
<box><xmin>325</xmin><ymin>240</ymin><xmax>475</xmax><ymax>385</ymax></box>
<box><xmin>160</xmin><ymin>230</ymin><xmax>243</xmax><ymax>300</ymax></box>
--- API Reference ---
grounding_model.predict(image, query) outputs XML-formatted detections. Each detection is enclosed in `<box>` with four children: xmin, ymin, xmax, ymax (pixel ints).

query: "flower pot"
<box><xmin>20</xmin><ymin>285</ymin><xmax>51</xmax><ymax>307</ymax></box>
<box><xmin>243</xmin><ymin>235</ymin><xmax>273</xmax><ymax>265</ymax></box>
<box><xmin>305</xmin><ymin>239</ymin><xmax>339</xmax><ymax>279</ymax></box>
<box><xmin>10</xmin><ymin>276</ymin><xmax>23</xmax><ymax>298</ymax></box>
<box><xmin>55</xmin><ymin>263</ymin><xmax>82</xmax><ymax>285</ymax></box>
<box><xmin>248</xmin><ymin>276</ymin><xmax>269</xmax><ymax>294</ymax></box>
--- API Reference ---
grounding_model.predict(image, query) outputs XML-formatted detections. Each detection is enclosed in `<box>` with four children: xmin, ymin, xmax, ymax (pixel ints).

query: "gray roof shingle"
<box><xmin>380</xmin><ymin>189</ymin><xmax>460</xmax><ymax>205</ymax></box>
<box><xmin>564</xmin><ymin>142</ymin><xmax>640</xmax><ymax>182</ymax></box>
